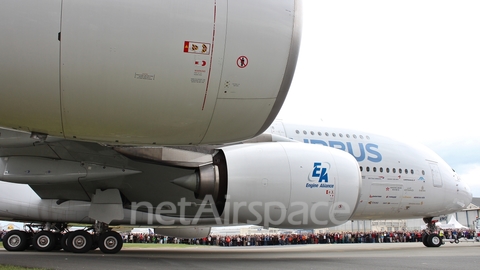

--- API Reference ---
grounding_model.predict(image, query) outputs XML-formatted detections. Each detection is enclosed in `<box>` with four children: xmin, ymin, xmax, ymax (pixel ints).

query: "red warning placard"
<box><xmin>184</xmin><ymin>41</ymin><xmax>211</xmax><ymax>55</ymax></box>
<box><xmin>237</xmin><ymin>56</ymin><xmax>248</xmax><ymax>68</ymax></box>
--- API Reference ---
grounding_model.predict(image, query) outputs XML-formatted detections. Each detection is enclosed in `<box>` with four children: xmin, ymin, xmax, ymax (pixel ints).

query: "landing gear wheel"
<box><xmin>422</xmin><ymin>234</ymin><xmax>430</xmax><ymax>247</ymax></box>
<box><xmin>98</xmin><ymin>231</ymin><xmax>123</xmax><ymax>254</ymax></box>
<box><xmin>67</xmin><ymin>231</ymin><xmax>92</xmax><ymax>253</ymax></box>
<box><xmin>61</xmin><ymin>232</ymin><xmax>72</xmax><ymax>252</ymax></box>
<box><xmin>32</xmin><ymin>231</ymin><xmax>56</xmax><ymax>252</ymax></box>
<box><xmin>427</xmin><ymin>234</ymin><xmax>442</xmax><ymax>247</ymax></box>
<box><xmin>53</xmin><ymin>232</ymin><xmax>63</xmax><ymax>250</ymax></box>
<box><xmin>2</xmin><ymin>230</ymin><xmax>29</xmax><ymax>251</ymax></box>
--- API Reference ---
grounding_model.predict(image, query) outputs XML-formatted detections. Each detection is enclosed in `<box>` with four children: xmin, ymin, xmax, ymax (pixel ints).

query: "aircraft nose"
<box><xmin>456</xmin><ymin>176</ymin><xmax>473</xmax><ymax>209</ymax></box>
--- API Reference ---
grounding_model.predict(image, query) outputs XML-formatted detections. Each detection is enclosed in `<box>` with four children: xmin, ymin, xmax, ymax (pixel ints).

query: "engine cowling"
<box><xmin>218</xmin><ymin>142</ymin><xmax>362</xmax><ymax>229</ymax></box>
<box><xmin>172</xmin><ymin>142</ymin><xmax>362</xmax><ymax>229</ymax></box>
<box><xmin>0</xmin><ymin>0</ymin><xmax>302</xmax><ymax>145</ymax></box>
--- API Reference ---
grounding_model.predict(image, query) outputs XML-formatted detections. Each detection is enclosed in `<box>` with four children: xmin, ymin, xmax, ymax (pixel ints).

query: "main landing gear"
<box><xmin>2</xmin><ymin>221</ymin><xmax>123</xmax><ymax>254</ymax></box>
<box><xmin>422</xmin><ymin>217</ymin><xmax>443</xmax><ymax>248</ymax></box>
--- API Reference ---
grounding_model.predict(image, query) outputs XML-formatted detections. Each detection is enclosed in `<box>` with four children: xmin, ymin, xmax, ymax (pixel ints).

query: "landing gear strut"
<box><xmin>422</xmin><ymin>217</ymin><xmax>443</xmax><ymax>248</ymax></box>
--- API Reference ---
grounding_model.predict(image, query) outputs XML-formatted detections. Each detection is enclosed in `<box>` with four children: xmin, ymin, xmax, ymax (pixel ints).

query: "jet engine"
<box><xmin>173</xmin><ymin>142</ymin><xmax>362</xmax><ymax>229</ymax></box>
<box><xmin>0</xmin><ymin>0</ymin><xmax>302</xmax><ymax>145</ymax></box>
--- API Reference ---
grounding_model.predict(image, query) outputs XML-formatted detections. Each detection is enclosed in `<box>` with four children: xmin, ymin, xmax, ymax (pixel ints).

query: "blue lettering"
<box><xmin>346</xmin><ymin>142</ymin><xmax>366</xmax><ymax>162</ymax></box>
<box><xmin>311</xmin><ymin>162</ymin><xmax>329</xmax><ymax>183</ymax></box>
<box><xmin>303</xmin><ymin>139</ymin><xmax>382</xmax><ymax>163</ymax></box>
<box><xmin>366</xmin><ymin>143</ymin><xmax>382</xmax><ymax>162</ymax></box>
<box><xmin>328</xmin><ymin>141</ymin><xmax>346</xmax><ymax>151</ymax></box>
<box><xmin>312</xmin><ymin>162</ymin><xmax>321</xmax><ymax>177</ymax></box>
<box><xmin>309</xmin><ymin>139</ymin><xmax>328</xmax><ymax>146</ymax></box>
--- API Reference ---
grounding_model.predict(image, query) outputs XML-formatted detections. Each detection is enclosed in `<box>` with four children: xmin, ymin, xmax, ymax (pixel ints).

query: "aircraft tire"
<box><xmin>32</xmin><ymin>231</ymin><xmax>56</xmax><ymax>252</ymax></box>
<box><xmin>422</xmin><ymin>234</ymin><xmax>430</xmax><ymax>247</ymax></box>
<box><xmin>3</xmin><ymin>230</ymin><xmax>29</xmax><ymax>251</ymax></box>
<box><xmin>61</xmin><ymin>232</ymin><xmax>72</xmax><ymax>252</ymax></box>
<box><xmin>427</xmin><ymin>234</ymin><xmax>442</xmax><ymax>247</ymax></box>
<box><xmin>67</xmin><ymin>231</ymin><xmax>92</xmax><ymax>253</ymax></box>
<box><xmin>98</xmin><ymin>231</ymin><xmax>123</xmax><ymax>254</ymax></box>
<box><xmin>53</xmin><ymin>232</ymin><xmax>63</xmax><ymax>250</ymax></box>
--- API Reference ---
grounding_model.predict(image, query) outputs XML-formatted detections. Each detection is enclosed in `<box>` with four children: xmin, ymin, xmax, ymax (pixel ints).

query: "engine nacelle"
<box><xmin>0</xmin><ymin>0</ymin><xmax>302</xmax><ymax>145</ymax></box>
<box><xmin>172</xmin><ymin>143</ymin><xmax>362</xmax><ymax>228</ymax></box>
<box><xmin>217</xmin><ymin>143</ymin><xmax>362</xmax><ymax>229</ymax></box>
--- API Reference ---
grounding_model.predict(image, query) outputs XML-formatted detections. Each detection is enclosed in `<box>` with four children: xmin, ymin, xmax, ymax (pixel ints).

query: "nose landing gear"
<box><xmin>422</xmin><ymin>217</ymin><xmax>443</xmax><ymax>248</ymax></box>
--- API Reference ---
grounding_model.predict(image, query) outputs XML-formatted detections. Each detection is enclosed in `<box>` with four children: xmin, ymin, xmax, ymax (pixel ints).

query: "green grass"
<box><xmin>0</xmin><ymin>240</ymin><xmax>205</xmax><ymax>250</ymax></box>
<box><xmin>0</xmin><ymin>265</ymin><xmax>50</xmax><ymax>270</ymax></box>
<box><xmin>123</xmin><ymin>243</ymin><xmax>207</xmax><ymax>249</ymax></box>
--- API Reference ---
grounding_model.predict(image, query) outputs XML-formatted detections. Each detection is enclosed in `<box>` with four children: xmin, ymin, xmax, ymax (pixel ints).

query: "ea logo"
<box><xmin>308</xmin><ymin>162</ymin><xmax>330</xmax><ymax>183</ymax></box>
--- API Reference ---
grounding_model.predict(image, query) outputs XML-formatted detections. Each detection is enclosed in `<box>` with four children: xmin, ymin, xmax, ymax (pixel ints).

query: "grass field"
<box><xmin>0</xmin><ymin>265</ymin><xmax>48</xmax><ymax>270</ymax></box>
<box><xmin>122</xmin><ymin>243</ymin><xmax>205</xmax><ymax>249</ymax></box>
<box><xmin>0</xmin><ymin>241</ymin><xmax>206</xmax><ymax>250</ymax></box>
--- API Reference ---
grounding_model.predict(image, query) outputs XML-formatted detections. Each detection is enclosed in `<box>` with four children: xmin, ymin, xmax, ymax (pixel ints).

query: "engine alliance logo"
<box><xmin>306</xmin><ymin>162</ymin><xmax>334</xmax><ymax>189</ymax></box>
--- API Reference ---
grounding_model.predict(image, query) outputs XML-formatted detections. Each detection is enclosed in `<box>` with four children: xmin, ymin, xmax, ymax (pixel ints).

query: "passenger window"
<box><xmin>360</xmin><ymin>166</ymin><xmax>363</xmax><ymax>172</ymax></box>
<box><xmin>366</xmin><ymin>136</ymin><xmax>370</xmax><ymax>140</ymax></box>
<box><xmin>332</xmin><ymin>133</ymin><xmax>336</xmax><ymax>137</ymax></box>
<box><xmin>366</xmin><ymin>167</ymin><xmax>370</xmax><ymax>172</ymax></box>
<box><xmin>310</xmin><ymin>131</ymin><xmax>314</xmax><ymax>135</ymax></box>
<box><xmin>360</xmin><ymin>135</ymin><xmax>364</xmax><ymax>139</ymax></box>
<box><xmin>373</xmin><ymin>167</ymin><xmax>377</xmax><ymax>172</ymax></box>
<box><xmin>411</xmin><ymin>169</ymin><xmax>414</xmax><ymax>174</ymax></box>
<box><xmin>339</xmin><ymin>133</ymin><xmax>343</xmax><ymax>138</ymax></box>
<box><xmin>296</xmin><ymin>130</ymin><xmax>300</xmax><ymax>134</ymax></box>
<box><xmin>346</xmin><ymin>134</ymin><xmax>350</xmax><ymax>138</ymax></box>
<box><xmin>303</xmin><ymin>130</ymin><xmax>307</xmax><ymax>135</ymax></box>
<box><xmin>399</xmin><ymin>168</ymin><xmax>402</xmax><ymax>174</ymax></box>
<box><xmin>325</xmin><ymin>132</ymin><xmax>329</xmax><ymax>136</ymax></box>
<box><xmin>386</xmin><ymin>168</ymin><xmax>390</xmax><ymax>173</ymax></box>
<box><xmin>393</xmin><ymin>168</ymin><xmax>396</xmax><ymax>173</ymax></box>
<box><xmin>422</xmin><ymin>170</ymin><xmax>425</xmax><ymax>175</ymax></box>
<box><xmin>353</xmin><ymin>134</ymin><xmax>357</xmax><ymax>139</ymax></box>
<box><xmin>380</xmin><ymin>167</ymin><xmax>383</xmax><ymax>173</ymax></box>
<box><xmin>405</xmin><ymin>169</ymin><xmax>408</xmax><ymax>174</ymax></box>
<box><xmin>318</xmin><ymin>132</ymin><xmax>322</xmax><ymax>136</ymax></box>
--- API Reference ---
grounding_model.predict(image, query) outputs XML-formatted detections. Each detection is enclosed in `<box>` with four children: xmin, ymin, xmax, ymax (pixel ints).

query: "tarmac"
<box><xmin>1</xmin><ymin>241</ymin><xmax>480</xmax><ymax>270</ymax></box>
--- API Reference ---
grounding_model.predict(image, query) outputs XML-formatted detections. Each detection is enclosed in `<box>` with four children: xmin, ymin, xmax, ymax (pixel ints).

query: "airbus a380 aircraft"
<box><xmin>0</xmin><ymin>120</ymin><xmax>472</xmax><ymax>254</ymax></box>
<box><xmin>0</xmin><ymin>0</ymin><xmax>471</xmax><ymax>255</ymax></box>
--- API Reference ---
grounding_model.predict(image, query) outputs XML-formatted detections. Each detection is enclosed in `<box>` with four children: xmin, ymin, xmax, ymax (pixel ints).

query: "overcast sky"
<box><xmin>277</xmin><ymin>0</ymin><xmax>480</xmax><ymax>196</ymax></box>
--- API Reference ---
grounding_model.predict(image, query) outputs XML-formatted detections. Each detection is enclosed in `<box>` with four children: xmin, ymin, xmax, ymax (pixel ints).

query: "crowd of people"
<box><xmin>121</xmin><ymin>229</ymin><xmax>479</xmax><ymax>246</ymax></box>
